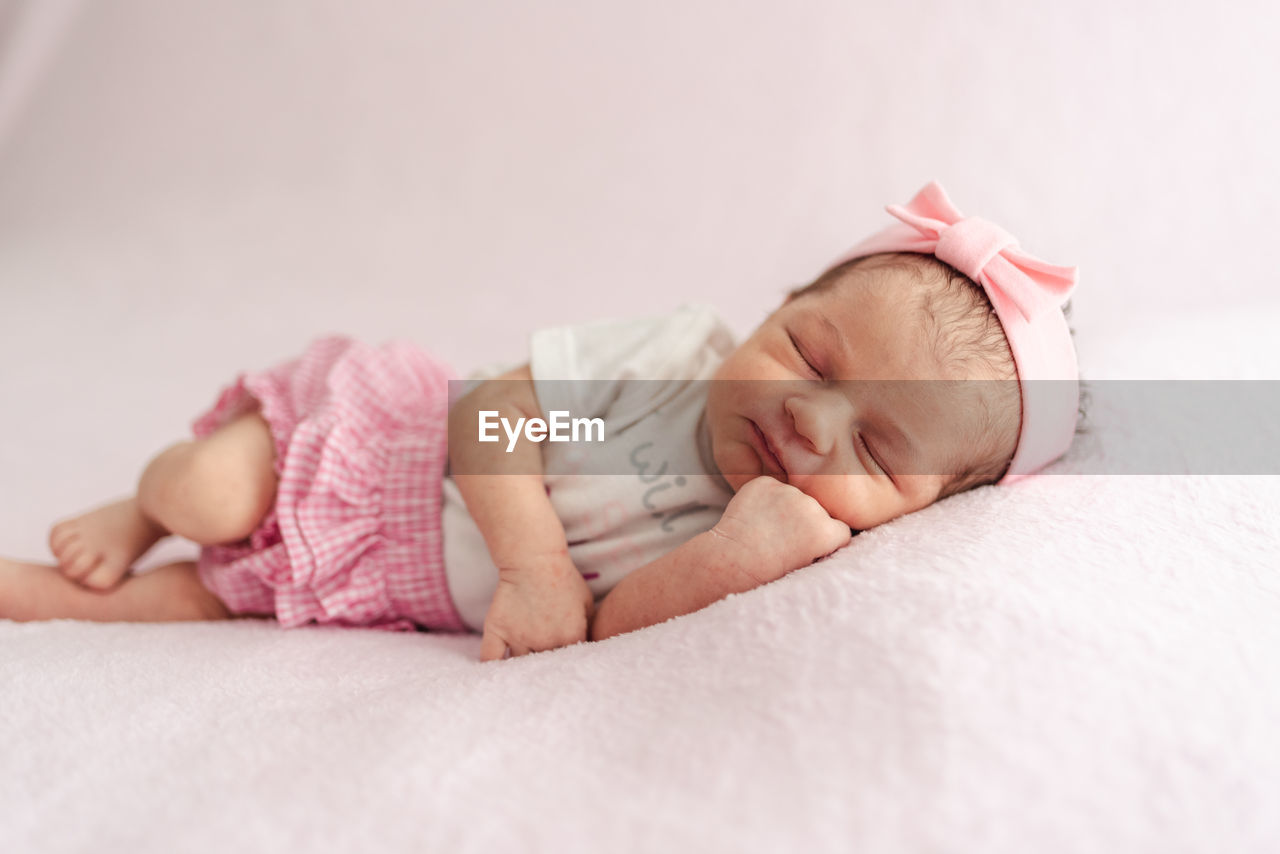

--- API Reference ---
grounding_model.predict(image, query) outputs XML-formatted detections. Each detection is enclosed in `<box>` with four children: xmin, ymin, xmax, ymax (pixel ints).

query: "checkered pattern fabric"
<box><xmin>193</xmin><ymin>336</ymin><xmax>468</xmax><ymax>632</ymax></box>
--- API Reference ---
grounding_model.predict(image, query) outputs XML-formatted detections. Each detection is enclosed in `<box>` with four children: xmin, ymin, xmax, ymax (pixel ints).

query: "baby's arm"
<box><xmin>591</xmin><ymin>476</ymin><xmax>852</xmax><ymax>641</ymax></box>
<box><xmin>448</xmin><ymin>364</ymin><xmax>594</xmax><ymax>659</ymax></box>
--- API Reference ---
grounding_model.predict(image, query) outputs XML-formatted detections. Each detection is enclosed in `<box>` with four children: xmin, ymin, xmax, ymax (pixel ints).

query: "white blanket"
<box><xmin>4</xmin><ymin>318</ymin><xmax>1279</xmax><ymax>853</ymax></box>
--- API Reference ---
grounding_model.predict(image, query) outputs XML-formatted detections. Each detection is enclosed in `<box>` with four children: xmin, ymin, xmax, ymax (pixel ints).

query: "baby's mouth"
<box><xmin>750</xmin><ymin>421</ymin><xmax>788</xmax><ymax>482</ymax></box>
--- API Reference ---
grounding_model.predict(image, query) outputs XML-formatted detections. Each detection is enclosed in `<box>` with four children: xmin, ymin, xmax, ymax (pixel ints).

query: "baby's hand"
<box><xmin>710</xmin><ymin>476</ymin><xmax>852</xmax><ymax>587</ymax></box>
<box><xmin>479</xmin><ymin>550</ymin><xmax>595</xmax><ymax>661</ymax></box>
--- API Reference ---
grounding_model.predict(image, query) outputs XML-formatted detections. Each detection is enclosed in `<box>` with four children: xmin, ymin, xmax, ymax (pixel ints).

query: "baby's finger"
<box><xmin>818</xmin><ymin>518</ymin><xmax>853</xmax><ymax>556</ymax></box>
<box><xmin>479</xmin><ymin>629</ymin><xmax>508</xmax><ymax>662</ymax></box>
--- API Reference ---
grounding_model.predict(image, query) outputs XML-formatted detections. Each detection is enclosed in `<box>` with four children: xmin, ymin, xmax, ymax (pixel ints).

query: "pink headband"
<box><xmin>821</xmin><ymin>181</ymin><xmax>1079</xmax><ymax>484</ymax></box>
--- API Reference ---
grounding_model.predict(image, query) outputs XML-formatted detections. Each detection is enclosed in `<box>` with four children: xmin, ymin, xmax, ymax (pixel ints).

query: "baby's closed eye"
<box><xmin>788</xmin><ymin>331</ymin><xmax>822</xmax><ymax>378</ymax></box>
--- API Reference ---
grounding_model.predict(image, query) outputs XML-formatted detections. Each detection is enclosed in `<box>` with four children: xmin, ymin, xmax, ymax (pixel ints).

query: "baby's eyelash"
<box><xmin>858</xmin><ymin>434</ymin><xmax>888</xmax><ymax>477</ymax></box>
<box><xmin>788</xmin><ymin>332</ymin><xmax>822</xmax><ymax>378</ymax></box>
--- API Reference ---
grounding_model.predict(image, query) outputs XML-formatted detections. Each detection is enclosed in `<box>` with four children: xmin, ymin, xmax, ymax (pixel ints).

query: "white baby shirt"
<box><xmin>440</xmin><ymin>303</ymin><xmax>738</xmax><ymax>632</ymax></box>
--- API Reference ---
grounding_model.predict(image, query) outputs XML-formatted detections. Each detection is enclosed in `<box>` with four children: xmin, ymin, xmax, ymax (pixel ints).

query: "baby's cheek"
<box><xmin>808</xmin><ymin>483</ymin><xmax>870</xmax><ymax>530</ymax></box>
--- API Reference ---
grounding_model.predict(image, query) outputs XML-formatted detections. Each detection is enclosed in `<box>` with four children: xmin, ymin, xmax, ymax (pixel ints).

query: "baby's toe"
<box><xmin>63</xmin><ymin>548</ymin><xmax>101</xmax><ymax>581</ymax></box>
<box><xmin>48</xmin><ymin>521</ymin><xmax>77</xmax><ymax>557</ymax></box>
<box><xmin>82</xmin><ymin>561</ymin><xmax>127</xmax><ymax>591</ymax></box>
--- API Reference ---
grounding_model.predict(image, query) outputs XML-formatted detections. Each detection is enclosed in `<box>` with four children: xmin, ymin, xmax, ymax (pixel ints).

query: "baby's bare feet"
<box><xmin>49</xmin><ymin>498</ymin><xmax>167</xmax><ymax>590</ymax></box>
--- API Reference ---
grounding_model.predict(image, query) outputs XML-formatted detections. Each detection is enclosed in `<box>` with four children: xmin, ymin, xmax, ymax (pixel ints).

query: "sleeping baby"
<box><xmin>0</xmin><ymin>181</ymin><xmax>1081</xmax><ymax>660</ymax></box>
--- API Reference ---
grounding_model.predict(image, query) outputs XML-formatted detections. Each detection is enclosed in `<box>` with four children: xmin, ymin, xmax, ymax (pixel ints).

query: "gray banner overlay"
<box><xmin>446</xmin><ymin>380</ymin><xmax>1280</xmax><ymax>476</ymax></box>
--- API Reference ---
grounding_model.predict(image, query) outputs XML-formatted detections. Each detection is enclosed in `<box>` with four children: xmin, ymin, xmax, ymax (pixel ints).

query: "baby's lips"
<box><xmin>751</xmin><ymin>420</ymin><xmax>790</xmax><ymax>482</ymax></box>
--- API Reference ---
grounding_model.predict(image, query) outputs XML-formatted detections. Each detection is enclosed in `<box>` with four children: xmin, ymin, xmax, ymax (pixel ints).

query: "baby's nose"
<box><xmin>784</xmin><ymin>391</ymin><xmax>844</xmax><ymax>456</ymax></box>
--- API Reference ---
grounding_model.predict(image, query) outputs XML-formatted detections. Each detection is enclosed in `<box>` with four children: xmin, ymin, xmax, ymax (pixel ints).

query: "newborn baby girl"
<box><xmin>0</xmin><ymin>181</ymin><xmax>1080</xmax><ymax>661</ymax></box>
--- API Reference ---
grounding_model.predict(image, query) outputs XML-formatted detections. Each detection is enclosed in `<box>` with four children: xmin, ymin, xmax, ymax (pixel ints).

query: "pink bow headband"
<box><xmin>821</xmin><ymin>181</ymin><xmax>1079</xmax><ymax>484</ymax></box>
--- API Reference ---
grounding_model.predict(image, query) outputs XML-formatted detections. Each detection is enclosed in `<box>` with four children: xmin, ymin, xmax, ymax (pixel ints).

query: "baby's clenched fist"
<box><xmin>709</xmin><ymin>476</ymin><xmax>852</xmax><ymax>587</ymax></box>
<box><xmin>479</xmin><ymin>550</ymin><xmax>595</xmax><ymax>661</ymax></box>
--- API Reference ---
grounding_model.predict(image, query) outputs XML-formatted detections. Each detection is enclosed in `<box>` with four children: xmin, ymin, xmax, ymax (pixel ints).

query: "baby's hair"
<box><xmin>785</xmin><ymin>251</ymin><xmax>1088</xmax><ymax>499</ymax></box>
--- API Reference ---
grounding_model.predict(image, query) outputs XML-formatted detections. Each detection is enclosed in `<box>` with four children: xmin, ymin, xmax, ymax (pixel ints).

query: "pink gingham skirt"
<box><xmin>193</xmin><ymin>335</ymin><xmax>468</xmax><ymax>633</ymax></box>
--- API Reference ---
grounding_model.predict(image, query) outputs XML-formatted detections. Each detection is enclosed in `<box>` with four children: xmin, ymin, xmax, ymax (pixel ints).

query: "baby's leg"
<box><xmin>0</xmin><ymin>558</ymin><xmax>230</xmax><ymax>622</ymax></box>
<box><xmin>49</xmin><ymin>412</ymin><xmax>278</xmax><ymax>591</ymax></box>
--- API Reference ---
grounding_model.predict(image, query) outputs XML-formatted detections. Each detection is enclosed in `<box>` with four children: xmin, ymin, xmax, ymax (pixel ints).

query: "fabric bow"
<box><xmin>883</xmin><ymin>182</ymin><xmax>1077</xmax><ymax>323</ymax></box>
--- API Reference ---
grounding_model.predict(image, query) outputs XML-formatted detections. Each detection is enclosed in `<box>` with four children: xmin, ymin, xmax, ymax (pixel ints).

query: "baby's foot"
<box><xmin>49</xmin><ymin>498</ymin><xmax>167</xmax><ymax>590</ymax></box>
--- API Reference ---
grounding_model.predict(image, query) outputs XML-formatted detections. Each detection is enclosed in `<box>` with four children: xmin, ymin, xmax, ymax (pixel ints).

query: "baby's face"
<box><xmin>705</xmin><ymin>270</ymin><xmax>1016</xmax><ymax>531</ymax></box>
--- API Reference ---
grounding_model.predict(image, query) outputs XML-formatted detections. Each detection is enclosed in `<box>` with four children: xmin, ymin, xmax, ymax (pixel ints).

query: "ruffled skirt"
<box><xmin>193</xmin><ymin>335</ymin><xmax>467</xmax><ymax>632</ymax></box>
